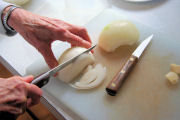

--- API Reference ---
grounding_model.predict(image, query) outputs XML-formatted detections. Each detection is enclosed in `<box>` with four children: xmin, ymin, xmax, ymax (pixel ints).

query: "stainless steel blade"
<box><xmin>31</xmin><ymin>45</ymin><xmax>96</xmax><ymax>85</ymax></box>
<box><xmin>132</xmin><ymin>34</ymin><xmax>153</xmax><ymax>58</ymax></box>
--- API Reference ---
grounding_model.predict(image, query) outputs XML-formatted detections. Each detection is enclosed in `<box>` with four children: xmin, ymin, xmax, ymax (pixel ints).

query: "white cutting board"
<box><xmin>27</xmin><ymin>9</ymin><xmax>180</xmax><ymax>120</ymax></box>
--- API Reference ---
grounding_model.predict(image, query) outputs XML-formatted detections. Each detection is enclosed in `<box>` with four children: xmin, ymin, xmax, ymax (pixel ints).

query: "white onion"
<box><xmin>98</xmin><ymin>20</ymin><xmax>139</xmax><ymax>52</ymax></box>
<box><xmin>166</xmin><ymin>72</ymin><xmax>179</xmax><ymax>85</ymax></box>
<box><xmin>170</xmin><ymin>64</ymin><xmax>180</xmax><ymax>74</ymax></box>
<box><xmin>70</xmin><ymin>64</ymin><xmax>106</xmax><ymax>89</ymax></box>
<box><xmin>57</xmin><ymin>47</ymin><xmax>95</xmax><ymax>83</ymax></box>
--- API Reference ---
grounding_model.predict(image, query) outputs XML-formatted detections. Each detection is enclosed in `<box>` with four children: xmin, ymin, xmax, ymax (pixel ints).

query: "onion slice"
<box><xmin>70</xmin><ymin>64</ymin><xmax>106</xmax><ymax>89</ymax></box>
<box><xmin>57</xmin><ymin>47</ymin><xmax>95</xmax><ymax>83</ymax></box>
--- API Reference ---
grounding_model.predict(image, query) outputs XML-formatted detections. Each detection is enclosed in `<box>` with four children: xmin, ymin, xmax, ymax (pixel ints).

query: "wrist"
<box><xmin>2</xmin><ymin>6</ymin><xmax>21</xmax><ymax>30</ymax></box>
<box><xmin>8</xmin><ymin>8</ymin><xmax>22</xmax><ymax>30</ymax></box>
<box><xmin>2</xmin><ymin>6</ymin><xmax>13</xmax><ymax>28</ymax></box>
<box><xmin>1</xmin><ymin>6</ymin><xmax>21</xmax><ymax>36</ymax></box>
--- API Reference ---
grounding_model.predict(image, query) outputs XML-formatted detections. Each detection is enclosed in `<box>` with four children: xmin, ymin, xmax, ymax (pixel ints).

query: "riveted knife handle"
<box><xmin>34</xmin><ymin>76</ymin><xmax>50</xmax><ymax>88</ymax></box>
<box><xmin>106</xmin><ymin>55</ymin><xmax>138</xmax><ymax>96</ymax></box>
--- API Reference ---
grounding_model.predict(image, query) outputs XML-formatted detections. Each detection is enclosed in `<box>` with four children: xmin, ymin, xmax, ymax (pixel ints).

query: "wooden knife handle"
<box><xmin>0</xmin><ymin>111</ymin><xmax>17</xmax><ymax>120</ymax></box>
<box><xmin>33</xmin><ymin>76</ymin><xmax>50</xmax><ymax>88</ymax></box>
<box><xmin>31</xmin><ymin>74</ymin><xmax>50</xmax><ymax>88</ymax></box>
<box><xmin>106</xmin><ymin>55</ymin><xmax>138</xmax><ymax>96</ymax></box>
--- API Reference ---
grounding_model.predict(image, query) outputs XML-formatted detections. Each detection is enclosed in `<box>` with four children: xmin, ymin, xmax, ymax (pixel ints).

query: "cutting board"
<box><xmin>26</xmin><ymin>9</ymin><xmax>180</xmax><ymax>120</ymax></box>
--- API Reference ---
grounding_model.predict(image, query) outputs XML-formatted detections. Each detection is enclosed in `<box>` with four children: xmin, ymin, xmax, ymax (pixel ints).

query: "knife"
<box><xmin>31</xmin><ymin>45</ymin><xmax>96</xmax><ymax>88</ymax></box>
<box><xmin>106</xmin><ymin>35</ymin><xmax>153</xmax><ymax>96</ymax></box>
<box><xmin>0</xmin><ymin>45</ymin><xmax>97</xmax><ymax>120</ymax></box>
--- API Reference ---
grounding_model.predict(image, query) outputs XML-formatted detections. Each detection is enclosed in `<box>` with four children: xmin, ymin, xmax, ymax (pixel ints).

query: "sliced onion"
<box><xmin>70</xmin><ymin>64</ymin><xmax>106</xmax><ymax>89</ymax></box>
<box><xmin>57</xmin><ymin>47</ymin><xmax>95</xmax><ymax>83</ymax></box>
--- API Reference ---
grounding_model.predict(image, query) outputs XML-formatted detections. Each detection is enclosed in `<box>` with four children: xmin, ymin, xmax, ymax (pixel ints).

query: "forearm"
<box><xmin>3</xmin><ymin>7</ymin><xmax>45</xmax><ymax>37</ymax></box>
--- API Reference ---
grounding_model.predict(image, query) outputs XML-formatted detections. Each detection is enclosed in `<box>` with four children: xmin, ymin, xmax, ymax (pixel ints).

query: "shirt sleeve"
<box><xmin>0</xmin><ymin>0</ymin><xmax>13</xmax><ymax>35</ymax></box>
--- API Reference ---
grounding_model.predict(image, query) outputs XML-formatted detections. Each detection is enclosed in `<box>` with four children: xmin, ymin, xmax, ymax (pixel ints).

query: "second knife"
<box><xmin>106</xmin><ymin>34</ymin><xmax>153</xmax><ymax>96</ymax></box>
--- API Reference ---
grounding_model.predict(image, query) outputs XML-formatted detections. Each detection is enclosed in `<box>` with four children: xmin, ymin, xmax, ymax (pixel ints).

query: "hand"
<box><xmin>7</xmin><ymin>8</ymin><xmax>92</xmax><ymax>69</ymax></box>
<box><xmin>0</xmin><ymin>76</ymin><xmax>42</xmax><ymax>115</ymax></box>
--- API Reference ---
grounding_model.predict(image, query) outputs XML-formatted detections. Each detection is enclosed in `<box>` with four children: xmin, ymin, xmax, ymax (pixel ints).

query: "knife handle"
<box><xmin>0</xmin><ymin>111</ymin><xmax>17</xmax><ymax>120</ymax></box>
<box><xmin>106</xmin><ymin>55</ymin><xmax>138</xmax><ymax>96</ymax></box>
<box><xmin>31</xmin><ymin>75</ymin><xmax>50</xmax><ymax>88</ymax></box>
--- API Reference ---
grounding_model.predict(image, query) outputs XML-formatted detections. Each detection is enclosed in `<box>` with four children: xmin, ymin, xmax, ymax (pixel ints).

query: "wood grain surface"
<box><xmin>106</xmin><ymin>55</ymin><xmax>138</xmax><ymax>96</ymax></box>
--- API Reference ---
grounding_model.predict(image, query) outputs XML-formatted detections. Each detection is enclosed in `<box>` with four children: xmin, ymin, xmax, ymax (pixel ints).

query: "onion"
<box><xmin>170</xmin><ymin>64</ymin><xmax>180</xmax><ymax>74</ymax></box>
<box><xmin>98</xmin><ymin>20</ymin><xmax>139</xmax><ymax>52</ymax></box>
<box><xmin>166</xmin><ymin>71</ymin><xmax>179</xmax><ymax>85</ymax></box>
<box><xmin>70</xmin><ymin>64</ymin><xmax>106</xmax><ymax>89</ymax></box>
<box><xmin>57</xmin><ymin>47</ymin><xmax>95</xmax><ymax>83</ymax></box>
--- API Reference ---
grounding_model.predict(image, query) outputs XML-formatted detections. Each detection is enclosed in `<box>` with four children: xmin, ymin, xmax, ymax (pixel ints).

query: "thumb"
<box><xmin>38</xmin><ymin>45</ymin><xmax>59</xmax><ymax>69</ymax></box>
<box><xmin>22</xmin><ymin>75</ymin><xmax>34</xmax><ymax>83</ymax></box>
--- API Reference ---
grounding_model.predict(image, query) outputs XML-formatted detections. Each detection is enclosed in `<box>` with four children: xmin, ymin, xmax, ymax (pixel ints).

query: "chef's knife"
<box><xmin>106</xmin><ymin>35</ymin><xmax>153</xmax><ymax>96</ymax></box>
<box><xmin>31</xmin><ymin>45</ymin><xmax>96</xmax><ymax>88</ymax></box>
<box><xmin>0</xmin><ymin>45</ymin><xmax>97</xmax><ymax>120</ymax></box>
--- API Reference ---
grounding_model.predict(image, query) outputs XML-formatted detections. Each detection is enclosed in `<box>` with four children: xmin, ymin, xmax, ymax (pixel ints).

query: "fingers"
<box><xmin>47</xmin><ymin>18</ymin><xmax>92</xmax><ymax>43</ymax></box>
<box><xmin>26</xmin><ymin>98</ymin><xmax>32</xmax><ymax>107</ymax></box>
<box><xmin>22</xmin><ymin>75</ymin><xmax>34</xmax><ymax>83</ymax></box>
<box><xmin>69</xmin><ymin>26</ymin><xmax>92</xmax><ymax>44</ymax></box>
<box><xmin>26</xmin><ymin>83</ymin><xmax>42</xmax><ymax>107</ymax></box>
<box><xmin>22</xmin><ymin>76</ymin><xmax>42</xmax><ymax>107</ymax></box>
<box><xmin>63</xmin><ymin>31</ymin><xmax>92</xmax><ymax>49</ymax></box>
<box><xmin>0</xmin><ymin>76</ymin><xmax>42</xmax><ymax>112</ymax></box>
<box><xmin>38</xmin><ymin>45</ymin><xmax>59</xmax><ymax>69</ymax></box>
<box><xmin>0</xmin><ymin>104</ymin><xmax>22</xmax><ymax>115</ymax></box>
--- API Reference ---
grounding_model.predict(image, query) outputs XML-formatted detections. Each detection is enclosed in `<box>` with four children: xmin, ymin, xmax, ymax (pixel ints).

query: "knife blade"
<box><xmin>31</xmin><ymin>45</ymin><xmax>96</xmax><ymax>88</ymax></box>
<box><xmin>106</xmin><ymin>35</ymin><xmax>153</xmax><ymax>96</ymax></box>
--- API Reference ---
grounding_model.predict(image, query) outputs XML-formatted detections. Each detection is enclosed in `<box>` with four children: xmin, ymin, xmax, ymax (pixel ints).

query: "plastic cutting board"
<box><xmin>27</xmin><ymin>9</ymin><xmax>180</xmax><ymax>120</ymax></box>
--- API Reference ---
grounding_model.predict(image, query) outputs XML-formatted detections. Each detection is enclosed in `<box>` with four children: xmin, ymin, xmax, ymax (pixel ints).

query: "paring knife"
<box><xmin>31</xmin><ymin>45</ymin><xmax>96</xmax><ymax>88</ymax></box>
<box><xmin>106</xmin><ymin>35</ymin><xmax>153</xmax><ymax>96</ymax></box>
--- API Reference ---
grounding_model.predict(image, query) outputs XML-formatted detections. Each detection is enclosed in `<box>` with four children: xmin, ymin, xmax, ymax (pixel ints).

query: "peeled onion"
<box><xmin>70</xmin><ymin>64</ymin><xmax>106</xmax><ymax>89</ymax></box>
<box><xmin>57</xmin><ymin>47</ymin><xmax>95</xmax><ymax>83</ymax></box>
<box><xmin>98</xmin><ymin>20</ymin><xmax>139</xmax><ymax>52</ymax></box>
<box><xmin>3</xmin><ymin>0</ymin><xmax>30</xmax><ymax>5</ymax></box>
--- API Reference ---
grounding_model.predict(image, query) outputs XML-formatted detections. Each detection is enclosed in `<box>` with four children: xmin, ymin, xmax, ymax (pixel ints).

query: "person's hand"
<box><xmin>7</xmin><ymin>8</ymin><xmax>92</xmax><ymax>69</ymax></box>
<box><xmin>0</xmin><ymin>76</ymin><xmax>42</xmax><ymax>115</ymax></box>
